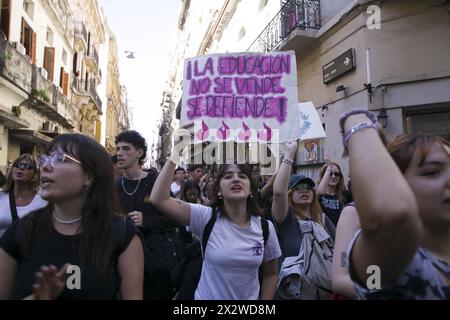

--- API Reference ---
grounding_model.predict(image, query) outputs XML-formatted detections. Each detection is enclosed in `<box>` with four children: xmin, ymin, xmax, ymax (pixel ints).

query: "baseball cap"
<box><xmin>288</xmin><ymin>174</ymin><xmax>315</xmax><ymax>190</ymax></box>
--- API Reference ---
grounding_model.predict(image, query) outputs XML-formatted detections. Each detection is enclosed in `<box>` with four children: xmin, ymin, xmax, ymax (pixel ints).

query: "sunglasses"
<box><xmin>14</xmin><ymin>162</ymin><xmax>35</xmax><ymax>170</ymax></box>
<box><xmin>38</xmin><ymin>152</ymin><xmax>81</xmax><ymax>168</ymax></box>
<box><xmin>330</xmin><ymin>172</ymin><xmax>341</xmax><ymax>177</ymax></box>
<box><xmin>293</xmin><ymin>183</ymin><xmax>313</xmax><ymax>191</ymax></box>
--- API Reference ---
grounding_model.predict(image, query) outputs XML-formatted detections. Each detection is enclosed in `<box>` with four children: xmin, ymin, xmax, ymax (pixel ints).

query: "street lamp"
<box><xmin>377</xmin><ymin>108</ymin><xmax>388</xmax><ymax>128</ymax></box>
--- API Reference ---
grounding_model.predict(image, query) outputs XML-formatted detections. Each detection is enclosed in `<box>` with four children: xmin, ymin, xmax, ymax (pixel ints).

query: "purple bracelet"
<box><xmin>339</xmin><ymin>110</ymin><xmax>378</xmax><ymax>156</ymax></box>
<box><xmin>343</xmin><ymin>122</ymin><xmax>378</xmax><ymax>148</ymax></box>
<box><xmin>339</xmin><ymin>109</ymin><xmax>377</xmax><ymax>133</ymax></box>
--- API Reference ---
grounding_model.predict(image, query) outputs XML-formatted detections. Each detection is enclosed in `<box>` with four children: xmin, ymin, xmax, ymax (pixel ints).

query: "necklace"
<box><xmin>121</xmin><ymin>176</ymin><xmax>143</xmax><ymax>196</ymax></box>
<box><xmin>53</xmin><ymin>212</ymin><xmax>82</xmax><ymax>224</ymax></box>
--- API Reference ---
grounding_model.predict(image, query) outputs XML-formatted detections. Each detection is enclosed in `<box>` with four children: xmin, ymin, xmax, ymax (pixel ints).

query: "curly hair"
<box><xmin>115</xmin><ymin>130</ymin><xmax>147</xmax><ymax>165</ymax></box>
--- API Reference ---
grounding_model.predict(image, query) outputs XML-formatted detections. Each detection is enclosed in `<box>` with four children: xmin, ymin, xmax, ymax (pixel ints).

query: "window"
<box><xmin>42</xmin><ymin>121</ymin><xmax>50</xmax><ymax>131</ymax></box>
<box><xmin>405</xmin><ymin>103</ymin><xmax>450</xmax><ymax>140</ymax></box>
<box><xmin>20</xmin><ymin>17</ymin><xmax>36</xmax><ymax>64</ymax></box>
<box><xmin>23</xmin><ymin>0</ymin><xmax>34</xmax><ymax>20</ymax></box>
<box><xmin>43</xmin><ymin>47</ymin><xmax>55</xmax><ymax>81</ymax></box>
<box><xmin>238</xmin><ymin>27</ymin><xmax>246</xmax><ymax>40</ymax></box>
<box><xmin>60</xmin><ymin>67</ymin><xmax>69</xmax><ymax>96</ymax></box>
<box><xmin>1</xmin><ymin>0</ymin><xmax>11</xmax><ymax>39</ymax></box>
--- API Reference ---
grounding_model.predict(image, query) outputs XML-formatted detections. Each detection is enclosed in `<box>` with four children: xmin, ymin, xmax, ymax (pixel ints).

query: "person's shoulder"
<box><xmin>33</xmin><ymin>194</ymin><xmax>48</xmax><ymax>205</ymax></box>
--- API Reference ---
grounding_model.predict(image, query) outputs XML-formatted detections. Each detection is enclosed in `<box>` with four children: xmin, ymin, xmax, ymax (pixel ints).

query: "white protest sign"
<box><xmin>298</xmin><ymin>101</ymin><xmax>326</xmax><ymax>141</ymax></box>
<box><xmin>180</xmin><ymin>51</ymin><xmax>300</xmax><ymax>144</ymax></box>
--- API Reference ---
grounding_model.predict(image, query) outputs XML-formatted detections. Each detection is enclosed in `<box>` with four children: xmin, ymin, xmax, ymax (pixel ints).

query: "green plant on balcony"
<box><xmin>32</xmin><ymin>89</ymin><xmax>50</xmax><ymax>103</ymax></box>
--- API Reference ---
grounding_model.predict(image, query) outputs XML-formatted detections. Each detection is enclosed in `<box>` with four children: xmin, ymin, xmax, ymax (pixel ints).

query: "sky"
<box><xmin>98</xmin><ymin>0</ymin><xmax>182</xmax><ymax>161</ymax></box>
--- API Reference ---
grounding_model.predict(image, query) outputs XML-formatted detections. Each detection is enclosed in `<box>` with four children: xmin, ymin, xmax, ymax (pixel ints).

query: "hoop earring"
<box><xmin>218</xmin><ymin>195</ymin><xmax>223</xmax><ymax>200</ymax></box>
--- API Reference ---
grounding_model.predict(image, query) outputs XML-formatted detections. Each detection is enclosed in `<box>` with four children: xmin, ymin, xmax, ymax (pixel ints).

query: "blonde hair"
<box><xmin>317</xmin><ymin>162</ymin><xmax>346</xmax><ymax>203</ymax></box>
<box><xmin>288</xmin><ymin>188</ymin><xmax>323</xmax><ymax>225</ymax></box>
<box><xmin>3</xmin><ymin>153</ymin><xmax>40</xmax><ymax>192</ymax></box>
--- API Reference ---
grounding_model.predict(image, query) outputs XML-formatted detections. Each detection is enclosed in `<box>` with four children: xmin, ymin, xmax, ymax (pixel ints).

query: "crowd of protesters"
<box><xmin>0</xmin><ymin>108</ymin><xmax>448</xmax><ymax>300</ymax></box>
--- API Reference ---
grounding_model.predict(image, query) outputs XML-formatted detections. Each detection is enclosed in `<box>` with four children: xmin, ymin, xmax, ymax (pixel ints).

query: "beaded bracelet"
<box><xmin>339</xmin><ymin>110</ymin><xmax>379</xmax><ymax>156</ymax></box>
<box><xmin>339</xmin><ymin>109</ymin><xmax>377</xmax><ymax>133</ymax></box>
<box><xmin>343</xmin><ymin>122</ymin><xmax>378</xmax><ymax>150</ymax></box>
<box><xmin>282</xmin><ymin>158</ymin><xmax>294</xmax><ymax>166</ymax></box>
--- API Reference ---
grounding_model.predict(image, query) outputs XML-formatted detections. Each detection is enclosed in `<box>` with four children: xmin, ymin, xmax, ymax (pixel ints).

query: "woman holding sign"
<box><xmin>150</xmin><ymin>128</ymin><xmax>281</xmax><ymax>300</ymax></box>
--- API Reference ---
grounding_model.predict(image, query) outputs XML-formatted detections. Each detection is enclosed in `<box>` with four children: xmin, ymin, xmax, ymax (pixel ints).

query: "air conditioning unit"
<box><xmin>11</xmin><ymin>41</ymin><xmax>26</xmax><ymax>55</ymax></box>
<box><xmin>12</xmin><ymin>106</ymin><xmax>21</xmax><ymax>117</ymax></box>
<box><xmin>38</xmin><ymin>67</ymin><xmax>48</xmax><ymax>80</ymax></box>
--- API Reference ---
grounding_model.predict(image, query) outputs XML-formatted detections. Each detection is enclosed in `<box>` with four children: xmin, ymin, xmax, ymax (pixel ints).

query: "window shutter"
<box><xmin>63</xmin><ymin>71</ymin><xmax>69</xmax><ymax>96</ymax></box>
<box><xmin>31</xmin><ymin>30</ymin><xmax>37</xmax><ymax>64</ymax></box>
<box><xmin>0</xmin><ymin>0</ymin><xmax>11</xmax><ymax>39</ymax></box>
<box><xmin>73</xmin><ymin>52</ymin><xmax>78</xmax><ymax>74</ymax></box>
<box><xmin>20</xmin><ymin>17</ymin><xmax>25</xmax><ymax>45</ymax></box>
<box><xmin>43</xmin><ymin>47</ymin><xmax>55</xmax><ymax>81</ymax></box>
<box><xmin>60</xmin><ymin>67</ymin><xmax>64</xmax><ymax>88</ymax></box>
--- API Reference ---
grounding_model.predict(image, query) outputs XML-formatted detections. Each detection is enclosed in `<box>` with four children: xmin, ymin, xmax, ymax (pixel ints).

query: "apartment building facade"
<box><xmin>104</xmin><ymin>31</ymin><xmax>129</xmax><ymax>154</ymax></box>
<box><xmin>0</xmin><ymin>0</ymin><xmax>77</xmax><ymax>172</ymax></box>
<box><xmin>0</xmin><ymin>0</ymin><xmax>126</xmax><ymax>171</ymax></box>
<box><xmin>159</xmin><ymin>0</ymin><xmax>450</xmax><ymax>180</ymax></box>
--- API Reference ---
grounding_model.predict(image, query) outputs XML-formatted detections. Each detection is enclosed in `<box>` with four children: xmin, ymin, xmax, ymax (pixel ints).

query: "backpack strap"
<box><xmin>9</xmin><ymin>190</ymin><xmax>19</xmax><ymax>222</ymax></box>
<box><xmin>201</xmin><ymin>207</ymin><xmax>217</xmax><ymax>255</ymax></box>
<box><xmin>261</xmin><ymin>217</ymin><xmax>269</xmax><ymax>247</ymax></box>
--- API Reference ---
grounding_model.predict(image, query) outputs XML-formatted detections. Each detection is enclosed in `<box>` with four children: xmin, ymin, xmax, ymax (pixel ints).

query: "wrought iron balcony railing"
<box><xmin>247</xmin><ymin>0</ymin><xmax>320</xmax><ymax>53</ymax></box>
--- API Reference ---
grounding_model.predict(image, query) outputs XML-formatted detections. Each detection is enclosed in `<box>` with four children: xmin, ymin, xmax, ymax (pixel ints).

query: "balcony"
<box><xmin>30</xmin><ymin>65</ymin><xmax>75</xmax><ymax>129</ymax></box>
<box><xmin>0</xmin><ymin>36</ymin><xmax>33</xmax><ymax>94</ymax></box>
<box><xmin>247</xmin><ymin>0</ymin><xmax>321</xmax><ymax>54</ymax></box>
<box><xmin>74</xmin><ymin>21</ymin><xmax>88</xmax><ymax>51</ymax></box>
<box><xmin>71</xmin><ymin>78</ymin><xmax>102</xmax><ymax>114</ymax></box>
<box><xmin>0</xmin><ymin>36</ymin><xmax>74</xmax><ymax>130</ymax></box>
<box><xmin>85</xmin><ymin>46</ymin><xmax>99</xmax><ymax>72</ymax></box>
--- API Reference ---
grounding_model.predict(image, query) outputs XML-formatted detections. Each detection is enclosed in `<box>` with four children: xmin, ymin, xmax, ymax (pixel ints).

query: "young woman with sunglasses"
<box><xmin>0</xmin><ymin>154</ymin><xmax>47</xmax><ymax>237</ymax></box>
<box><xmin>271</xmin><ymin>142</ymin><xmax>335</xmax><ymax>299</ymax></box>
<box><xmin>0</xmin><ymin>134</ymin><xmax>144</xmax><ymax>299</ymax></box>
<box><xmin>316</xmin><ymin>161</ymin><xmax>346</xmax><ymax>226</ymax></box>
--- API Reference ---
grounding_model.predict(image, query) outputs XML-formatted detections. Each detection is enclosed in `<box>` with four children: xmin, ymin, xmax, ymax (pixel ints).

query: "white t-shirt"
<box><xmin>0</xmin><ymin>191</ymin><xmax>48</xmax><ymax>237</ymax></box>
<box><xmin>189</xmin><ymin>203</ymin><xmax>281</xmax><ymax>300</ymax></box>
<box><xmin>170</xmin><ymin>182</ymin><xmax>182</xmax><ymax>196</ymax></box>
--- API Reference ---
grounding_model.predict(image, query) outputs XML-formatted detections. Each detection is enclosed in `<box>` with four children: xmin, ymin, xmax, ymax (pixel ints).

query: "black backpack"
<box><xmin>171</xmin><ymin>209</ymin><xmax>269</xmax><ymax>300</ymax></box>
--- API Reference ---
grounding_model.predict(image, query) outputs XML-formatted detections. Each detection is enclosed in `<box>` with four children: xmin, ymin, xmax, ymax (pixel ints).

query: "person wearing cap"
<box><xmin>271</xmin><ymin>142</ymin><xmax>336</xmax><ymax>298</ymax></box>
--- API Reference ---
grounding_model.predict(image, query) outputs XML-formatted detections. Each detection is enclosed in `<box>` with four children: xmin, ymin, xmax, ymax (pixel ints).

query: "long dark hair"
<box><xmin>180</xmin><ymin>179</ymin><xmax>202</xmax><ymax>204</ymax></box>
<box><xmin>20</xmin><ymin>133</ymin><xmax>119</xmax><ymax>275</ymax></box>
<box><xmin>208</xmin><ymin>164</ymin><xmax>262</xmax><ymax>217</ymax></box>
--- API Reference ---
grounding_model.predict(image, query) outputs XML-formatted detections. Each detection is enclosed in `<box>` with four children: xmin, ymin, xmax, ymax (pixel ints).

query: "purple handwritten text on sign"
<box><xmin>182</xmin><ymin>51</ymin><xmax>299</xmax><ymax>143</ymax></box>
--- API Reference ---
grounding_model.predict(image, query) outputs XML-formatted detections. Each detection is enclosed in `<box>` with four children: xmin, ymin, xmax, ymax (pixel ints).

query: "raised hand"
<box><xmin>284</xmin><ymin>141</ymin><xmax>298</xmax><ymax>160</ymax></box>
<box><xmin>32</xmin><ymin>264</ymin><xmax>69</xmax><ymax>300</ymax></box>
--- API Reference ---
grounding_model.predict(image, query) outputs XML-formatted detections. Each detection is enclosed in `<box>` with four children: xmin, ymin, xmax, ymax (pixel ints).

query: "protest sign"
<box><xmin>298</xmin><ymin>101</ymin><xmax>326</xmax><ymax>141</ymax></box>
<box><xmin>180</xmin><ymin>51</ymin><xmax>299</xmax><ymax>144</ymax></box>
